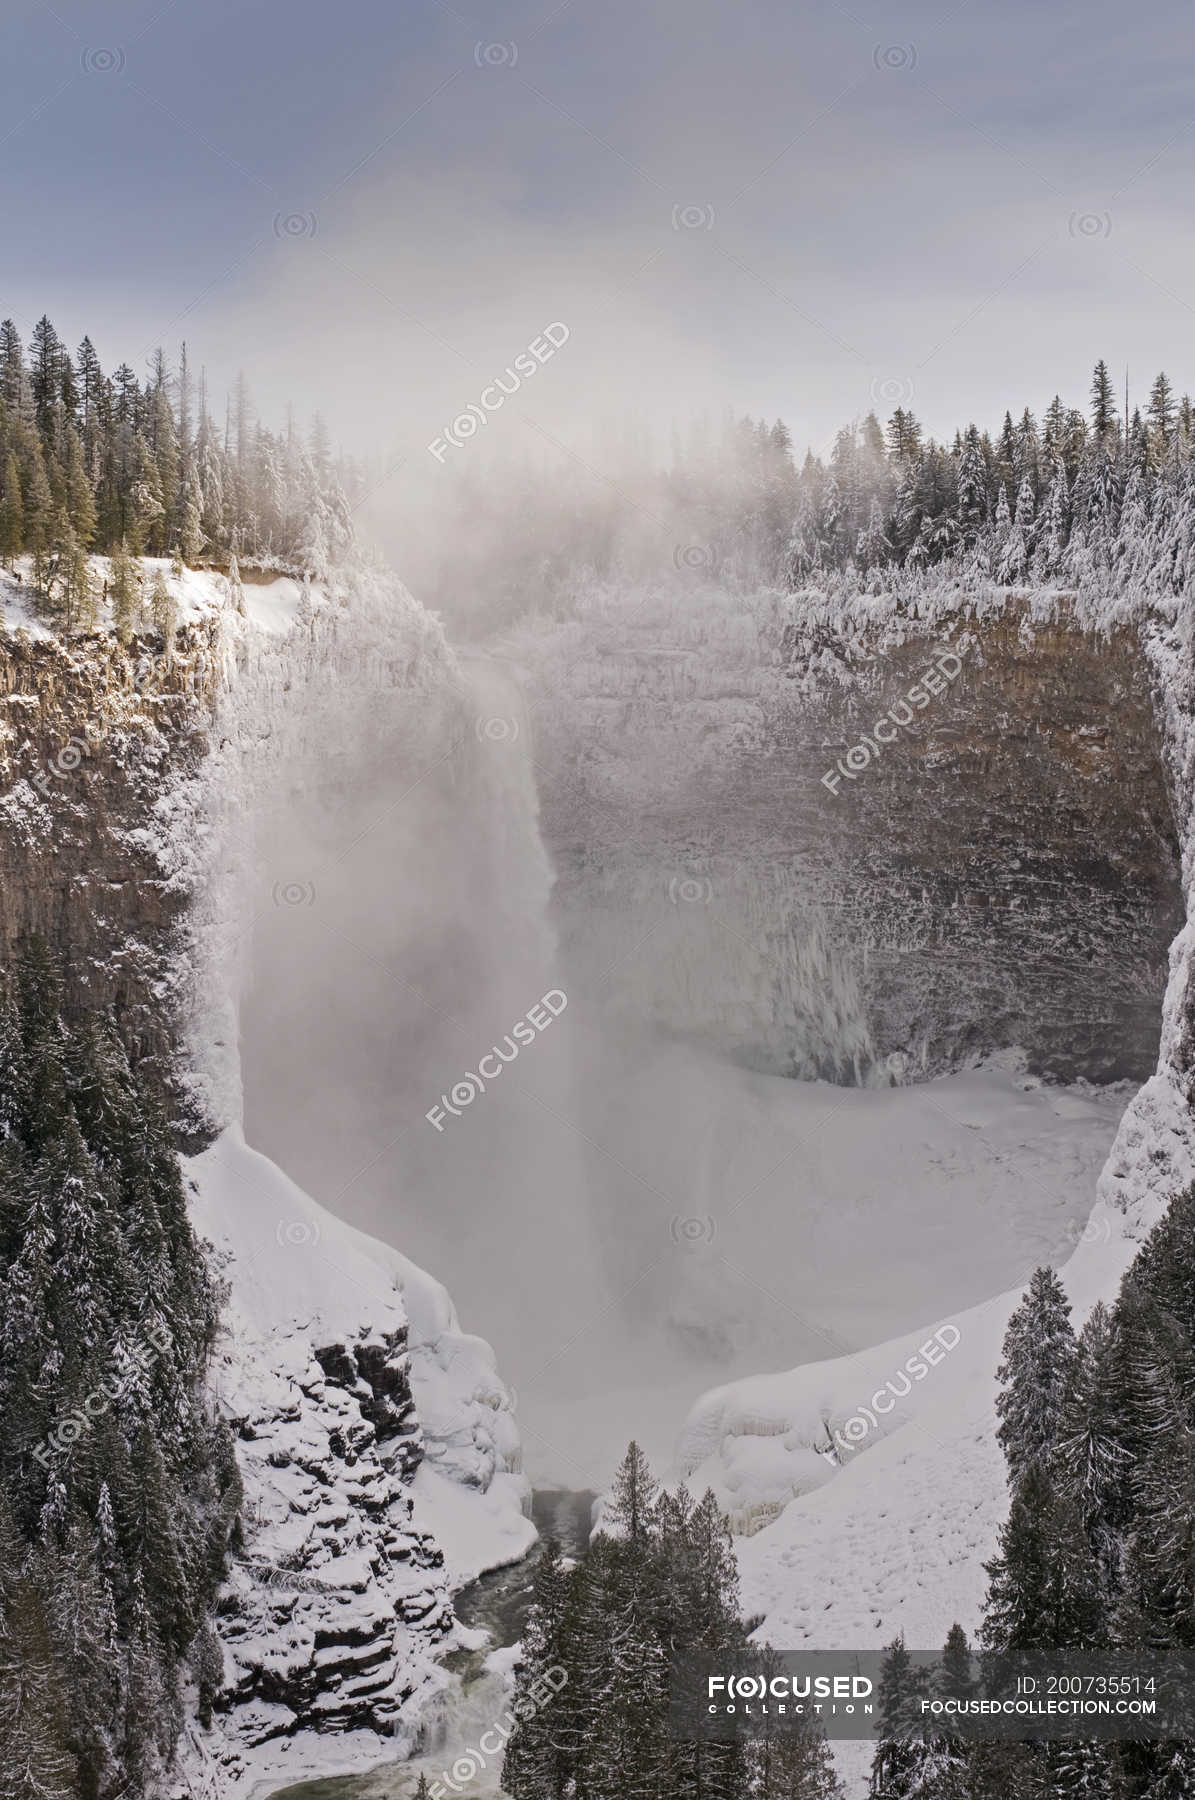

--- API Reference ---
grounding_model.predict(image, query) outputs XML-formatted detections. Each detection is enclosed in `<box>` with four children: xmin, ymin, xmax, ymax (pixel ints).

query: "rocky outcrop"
<box><xmin>314</xmin><ymin>1329</ymin><xmax>423</xmax><ymax>1464</ymax></box>
<box><xmin>513</xmin><ymin>585</ymin><xmax>1182</xmax><ymax>1084</ymax></box>
<box><xmin>211</xmin><ymin>1318</ymin><xmax>449</xmax><ymax>1746</ymax></box>
<box><xmin>185</xmin><ymin>1123</ymin><xmax>530</xmax><ymax>1790</ymax></box>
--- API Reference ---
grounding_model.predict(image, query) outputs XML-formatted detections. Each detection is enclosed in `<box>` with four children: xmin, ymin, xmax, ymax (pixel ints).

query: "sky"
<box><xmin>3</xmin><ymin>0</ymin><xmax>1194</xmax><ymax>470</ymax></box>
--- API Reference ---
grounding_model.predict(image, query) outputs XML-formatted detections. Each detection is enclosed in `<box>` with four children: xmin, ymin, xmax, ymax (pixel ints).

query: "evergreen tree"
<box><xmin>0</xmin><ymin>321</ymin><xmax>29</xmax><ymax>418</ymax></box>
<box><xmin>995</xmin><ymin>1267</ymin><xmax>1077</xmax><ymax>1485</ymax></box>
<box><xmin>955</xmin><ymin>427</ymin><xmax>989</xmax><ymax>545</ymax></box>
<box><xmin>29</xmin><ymin>316</ymin><xmax>64</xmax><ymax>440</ymax></box>
<box><xmin>608</xmin><ymin>1441</ymin><xmax>658</xmax><ymax>1544</ymax></box>
<box><xmin>1090</xmin><ymin>359</ymin><xmax>1118</xmax><ymax>443</ymax></box>
<box><xmin>0</xmin><ymin>1503</ymin><xmax>79</xmax><ymax>1800</ymax></box>
<box><xmin>109</xmin><ymin>540</ymin><xmax>140</xmax><ymax>643</ymax></box>
<box><xmin>0</xmin><ymin>947</ymin><xmax>233</xmax><ymax>1796</ymax></box>
<box><xmin>0</xmin><ymin>1577</ymin><xmax>80</xmax><ymax>1800</ymax></box>
<box><xmin>62</xmin><ymin>428</ymin><xmax>96</xmax><ymax>550</ymax></box>
<box><xmin>503</xmin><ymin>1537</ymin><xmax>570</xmax><ymax>1800</ymax></box>
<box><xmin>149</xmin><ymin>567</ymin><xmax>177</xmax><ymax>649</ymax></box>
<box><xmin>980</xmin><ymin>1465</ymin><xmax>1107</xmax><ymax>1687</ymax></box>
<box><xmin>750</xmin><ymin>1646</ymin><xmax>842</xmax><ymax>1799</ymax></box>
<box><xmin>0</xmin><ymin>453</ymin><xmax>23</xmax><ymax>569</ymax></box>
<box><xmin>1148</xmin><ymin>372</ymin><xmax>1177</xmax><ymax>468</ymax></box>
<box><xmin>23</xmin><ymin>435</ymin><xmax>55</xmax><ymax>594</ymax></box>
<box><xmin>869</xmin><ymin>1635</ymin><xmax>931</xmax><ymax>1800</ymax></box>
<box><xmin>1054</xmin><ymin>1300</ymin><xmax>1134</xmax><ymax>1586</ymax></box>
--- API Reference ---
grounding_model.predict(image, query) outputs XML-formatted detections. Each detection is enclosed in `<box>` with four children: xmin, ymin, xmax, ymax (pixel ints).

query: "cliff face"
<box><xmin>186</xmin><ymin>1124</ymin><xmax>528</xmax><ymax>1790</ymax></box>
<box><xmin>0</xmin><ymin>620</ymin><xmax>221</xmax><ymax>1129</ymax></box>
<box><xmin>513</xmin><ymin>585</ymin><xmax>1181</xmax><ymax>1085</ymax></box>
<box><xmin>666</xmin><ymin>580</ymin><xmax>1195</xmax><ymax>1664</ymax></box>
<box><xmin>0</xmin><ymin>571</ymin><xmax>531</xmax><ymax>1796</ymax></box>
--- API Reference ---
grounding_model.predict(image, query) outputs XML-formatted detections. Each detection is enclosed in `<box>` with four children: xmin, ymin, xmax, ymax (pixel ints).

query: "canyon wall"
<box><xmin>0</xmin><ymin>572</ymin><xmax>531</xmax><ymax>1796</ymax></box>
<box><xmin>0</xmin><ymin>618</ymin><xmax>221</xmax><ymax>1129</ymax></box>
<box><xmin>511</xmin><ymin>583</ymin><xmax>1182</xmax><ymax>1085</ymax></box>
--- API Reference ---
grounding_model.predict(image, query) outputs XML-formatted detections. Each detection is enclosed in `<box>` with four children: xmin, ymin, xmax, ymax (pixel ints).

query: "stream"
<box><xmin>265</xmin><ymin>1491</ymin><xmax>595</xmax><ymax>1800</ymax></box>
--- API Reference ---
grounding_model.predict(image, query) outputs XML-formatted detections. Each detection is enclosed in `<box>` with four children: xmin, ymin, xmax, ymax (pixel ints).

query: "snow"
<box><xmin>521</xmin><ymin>1049</ymin><xmax>1131</xmax><ymax>1489</ymax></box>
<box><xmin>414</xmin><ymin>1464</ymin><xmax>537</xmax><ymax>1591</ymax></box>
<box><xmin>0</xmin><ymin>555</ymin><xmax>308</xmax><ymax>640</ymax></box>
<box><xmin>137</xmin><ymin>559</ymin><xmax>533</xmax><ymax>1796</ymax></box>
<box><xmin>663</xmin><ymin>579</ymin><xmax>1195</xmax><ymax>1690</ymax></box>
<box><xmin>0</xmin><ymin>568</ymin><xmax>54</xmax><ymax>637</ymax></box>
<box><xmin>191</xmin><ymin>1124</ymin><xmax>529</xmax><ymax>1510</ymax></box>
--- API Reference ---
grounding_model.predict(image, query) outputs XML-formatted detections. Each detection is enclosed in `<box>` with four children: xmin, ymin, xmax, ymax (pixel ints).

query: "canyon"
<box><xmin>1</xmin><ymin>563</ymin><xmax>1191</xmax><ymax>1794</ymax></box>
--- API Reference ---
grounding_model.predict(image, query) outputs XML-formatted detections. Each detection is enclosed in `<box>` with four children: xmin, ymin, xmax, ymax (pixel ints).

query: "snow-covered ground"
<box><xmin>519</xmin><ymin>1046</ymin><xmax>1132</xmax><ymax>1488</ymax></box>
<box><xmin>677</xmin><ymin>1056</ymin><xmax>1195</xmax><ymax>1795</ymax></box>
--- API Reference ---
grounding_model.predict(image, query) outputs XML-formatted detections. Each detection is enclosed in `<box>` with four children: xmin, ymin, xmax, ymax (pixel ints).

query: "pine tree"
<box><xmin>1054</xmin><ymin>1300</ymin><xmax>1134</xmax><ymax>1585</ymax></box>
<box><xmin>149</xmin><ymin>567</ymin><xmax>177</xmax><ymax>650</ymax></box>
<box><xmin>23</xmin><ymin>435</ymin><xmax>55</xmax><ymax>594</ymax></box>
<box><xmin>955</xmin><ymin>427</ymin><xmax>989</xmax><ymax>545</ymax></box>
<box><xmin>870</xmin><ymin>1635</ymin><xmax>931</xmax><ymax>1799</ymax></box>
<box><xmin>503</xmin><ymin>1538</ymin><xmax>570</xmax><ymax>1800</ymax></box>
<box><xmin>939</xmin><ymin>1622</ymin><xmax>975</xmax><ymax>1704</ymax></box>
<box><xmin>109</xmin><ymin>540</ymin><xmax>140</xmax><ymax>643</ymax></box>
<box><xmin>552</xmin><ymin>1541</ymin><xmax>617</xmax><ymax>1800</ymax></box>
<box><xmin>750</xmin><ymin>1646</ymin><xmax>842</xmax><ymax>1798</ymax></box>
<box><xmin>1147</xmin><ymin>372</ymin><xmax>1177</xmax><ymax>468</ymax></box>
<box><xmin>38</xmin><ymin>1522</ymin><xmax>120</xmax><ymax>1799</ymax></box>
<box><xmin>177</xmin><ymin>467</ymin><xmax>203</xmax><ymax>565</ymax></box>
<box><xmin>1090</xmin><ymin>359</ymin><xmax>1118</xmax><ymax>443</ymax></box>
<box><xmin>62</xmin><ymin>428</ymin><xmax>96</xmax><ymax>550</ymax></box>
<box><xmin>0</xmin><ymin>1177</ymin><xmax>60</xmax><ymax>1486</ymax></box>
<box><xmin>0</xmin><ymin>1509</ymin><xmax>80</xmax><ymax>1800</ymax></box>
<box><xmin>886</xmin><ymin>409</ymin><xmax>923</xmax><ymax>464</ymax></box>
<box><xmin>608</xmin><ymin>1441</ymin><xmax>658</xmax><ymax>1543</ymax></box>
<box><xmin>0</xmin><ymin>947</ymin><xmax>230</xmax><ymax>1796</ymax></box>
<box><xmin>980</xmin><ymin>1465</ymin><xmax>1107</xmax><ymax>1690</ymax></box>
<box><xmin>56</xmin><ymin>528</ymin><xmax>98</xmax><ymax>634</ymax></box>
<box><xmin>857</xmin><ymin>496</ymin><xmax>892</xmax><ymax>571</ymax></box>
<box><xmin>0</xmin><ymin>456</ymin><xmax>22</xmax><ymax>570</ymax></box>
<box><xmin>29</xmin><ymin>316</ymin><xmax>64</xmax><ymax>441</ymax></box>
<box><xmin>995</xmin><ymin>1266</ymin><xmax>1077</xmax><ymax>1485</ymax></box>
<box><xmin>0</xmin><ymin>320</ymin><xmax>30</xmax><ymax>418</ymax></box>
<box><xmin>964</xmin><ymin>1740</ymin><xmax>1041</xmax><ymax>1799</ymax></box>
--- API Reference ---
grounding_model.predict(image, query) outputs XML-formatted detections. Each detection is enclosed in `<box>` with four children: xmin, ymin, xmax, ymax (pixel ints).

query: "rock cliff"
<box><xmin>0</xmin><ymin>567</ymin><xmax>532</xmax><ymax>1797</ymax></box>
<box><xmin>511</xmin><ymin>582</ymin><xmax>1182</xmax><ymax>1085</ymax></box>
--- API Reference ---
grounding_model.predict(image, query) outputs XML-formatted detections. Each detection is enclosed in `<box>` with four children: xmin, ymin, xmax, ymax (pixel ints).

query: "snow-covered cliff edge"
<box><xmin>166</xmin><ymin>567</ymin><xmax>534</xmax><ymax>1794</ymax></box>
<box><xmin>0</xmin><ymin>561</ymin><xmax>534</xmax><ymax>1797</ymax></box>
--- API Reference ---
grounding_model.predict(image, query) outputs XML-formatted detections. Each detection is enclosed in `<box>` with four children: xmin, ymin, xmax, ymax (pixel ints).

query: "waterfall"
<box><xmin>240</xmin><ymin>651</ymin><xmax>603</xmax><ymax>1457</ymax></box>
<box><xmin>238</xmin><ymin>646</ymin><xmax>907</xmax><ymax>1488</ymax></box>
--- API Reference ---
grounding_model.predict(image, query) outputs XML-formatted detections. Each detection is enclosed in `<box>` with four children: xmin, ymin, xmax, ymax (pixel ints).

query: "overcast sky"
<box><xmin>4</xmin><ymin>0</ymin><xmax>1194</xmax><ymax>466</ymax></box>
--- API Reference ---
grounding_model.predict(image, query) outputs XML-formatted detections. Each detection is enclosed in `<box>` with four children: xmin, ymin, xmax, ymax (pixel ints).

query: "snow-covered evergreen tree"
<box><xmin>995</xmin><ymin>1266</ymin><xmax>1077</xmax><ymax>1485</ymax></box>
<box><xmin>0</xmin><ymin>942</ymin><xmax>235</xmax><ymax>1796</ymax></box>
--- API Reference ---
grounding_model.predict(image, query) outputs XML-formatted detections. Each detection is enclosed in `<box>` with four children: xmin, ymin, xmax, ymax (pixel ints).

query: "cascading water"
<box><xmin>240</xmin><ymin>646</ymin><xmax>1136</xmax><ymax>1487</ymax></box>
<box><xmin>240</xmin><ymin>655</ymin><xmax>605</xmax><ymax>1447</ymax></box>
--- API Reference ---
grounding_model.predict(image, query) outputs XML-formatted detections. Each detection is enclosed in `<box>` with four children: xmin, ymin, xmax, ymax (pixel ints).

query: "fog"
<box><xmin>169</xmin><ymin>0</ymin><xmax>1178</xmax><ymax>1483</ymax></box>
<box><xmin>238</xmin><ymin>614</ymin><xmax>1131</xmax><ymax>1485</ymax></box>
